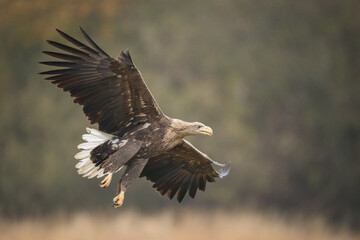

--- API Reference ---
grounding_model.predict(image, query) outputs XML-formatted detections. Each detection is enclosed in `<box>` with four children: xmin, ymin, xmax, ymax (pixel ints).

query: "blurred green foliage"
<box><xmin>0</xmin><ymin>0</ymin><xmax>359</xmax><ymax>228</ymax></box>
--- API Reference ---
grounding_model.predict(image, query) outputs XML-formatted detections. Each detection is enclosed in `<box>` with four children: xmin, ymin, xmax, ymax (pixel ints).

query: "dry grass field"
<box><xmin>0</xmin><ymin>210</ymin><xmax>358</xmax><ymax>240</ymax></box>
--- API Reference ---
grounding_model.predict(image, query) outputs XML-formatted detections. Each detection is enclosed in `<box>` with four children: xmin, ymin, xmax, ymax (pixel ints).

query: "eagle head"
<box><xmin>191</xmin><ymin>122</ymin><xmax>213</xmax><ymax>136</ymax></box>
<box><xmin>171</xmin><ymin>119</ymin><xmax>213</xmax><ymax>137</ymax></box>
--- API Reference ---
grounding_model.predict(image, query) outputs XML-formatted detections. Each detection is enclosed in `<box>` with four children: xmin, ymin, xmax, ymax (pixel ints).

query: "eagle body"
<box><xmin>40</xmin><ymin>27</ymin><xmax>230</xmax><ymax>207</ymax></box>
<box><xmin>88</xmin><ymin>119</ymin><xmax>178</xmax><ymax>174</ymax></box>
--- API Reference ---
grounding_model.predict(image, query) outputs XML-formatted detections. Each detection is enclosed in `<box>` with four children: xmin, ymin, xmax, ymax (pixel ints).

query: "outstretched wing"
<box><xmin>140</xmin><ymin>140</ymin><xmax>230</xmax><ymax>203</ymax></box>
<box><xmin>40</xmin><ymin>27</ymin><xmax>163</xmax><ymax>135</ymax></box>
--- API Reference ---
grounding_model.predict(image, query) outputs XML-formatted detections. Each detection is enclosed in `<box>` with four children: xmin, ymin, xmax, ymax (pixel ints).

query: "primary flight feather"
<box><xmin>40</xmin><ymin>27</ymin><xmax>230</xmax><ymax>207</ymax></box>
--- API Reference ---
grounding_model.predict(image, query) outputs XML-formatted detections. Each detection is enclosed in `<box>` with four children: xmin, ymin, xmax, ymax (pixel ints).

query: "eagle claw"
<box><xmin>112</xmin><ymin>191</ymin><xmax>125</xmax><ymax>208</ymax></box>
<box><xmin>100</xmin><ymin>173</ymin><xmax>112</xmax><ymax>188</ymax></box>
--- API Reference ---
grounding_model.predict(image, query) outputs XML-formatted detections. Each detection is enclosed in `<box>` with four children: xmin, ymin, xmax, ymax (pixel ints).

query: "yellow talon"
<box><xmin>100</xmin><ymin>173</ymin><xmax>112</xmax><ymax>188</ymax></box>
<box><xmin>112</xmin><ymin>191</ymin><xmax>125</xmax><ymax>208</ymax></box>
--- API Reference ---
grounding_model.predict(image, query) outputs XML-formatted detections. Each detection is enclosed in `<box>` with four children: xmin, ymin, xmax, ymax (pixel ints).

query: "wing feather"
<box><xmin>140</xmin><ymin>140</ymin><xmax>230</xmax><ymax>203</ymax></box>
<box><xmin>188</xmin><ymin>175</ymin><xmax>198</xmax><ymax>198</ymax></box>
<box><xmin>40</xmin><ymin>27</ymin><xmax>164</xmax><ymax>134</ymax></box>
<box><xmin>42</xmin><ymin>51</ymin><xmax>82</xmax><ymax>61</ymax></box>
<box><xmin>80</xmin><ymin>26</ymin><xmax>110</xmax><ymax>57</ymax></box>
<box><xmin>56</xmin><ymin>29</ymin><xmax>98</xmax><ymax>55</ymax></box>
<box><xmin>46</xmin><ymin>40</ymin><xmax>91</xmax><ymax>59</ymax></box>
<box><xmin>39</xmin><ymin>61</ymin><xmax>76</xmax><ymax>67</ymax></box>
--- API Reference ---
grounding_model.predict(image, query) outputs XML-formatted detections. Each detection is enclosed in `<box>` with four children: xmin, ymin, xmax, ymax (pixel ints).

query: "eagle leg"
<box><xmin>99</xmin><ymin>173</ymin><xmax>112</xmax><ymax>188</ymax></box>
<box><xmin>112</xmin><ymin>158</ymin><xmax>148</xmax><ymax>208</ymax></box>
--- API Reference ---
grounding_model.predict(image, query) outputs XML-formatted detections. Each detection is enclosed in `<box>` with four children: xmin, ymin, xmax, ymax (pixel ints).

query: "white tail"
<box><xmin>75</xmin><ymin>128</ymin><xmax>114</xmax><ymax>179</ymax></box>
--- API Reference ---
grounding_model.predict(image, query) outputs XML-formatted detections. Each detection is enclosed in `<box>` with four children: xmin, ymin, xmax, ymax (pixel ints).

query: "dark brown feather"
<box><xmin>140</xmin><ymin>140</ymin><xmax>221</xmax><ymax>203</ymax></box>
<box><xmin>56</xmin><ymin>29</ymin><xmax>99</xmax><ymax>55</ymax></box>
<box><xmin>46</xmin><ymin>40</ymin><xmax>91</xmax><ymax>59</ymax></box>
<box><xmin>42</xmin><ymin>51</ymin><xmax>82</xmax><ymax>61</ymax></box>
<box><xmin>188</xmin><ymin>175</ymin><xmax>198</xmax><ymax>198</ymax></box>
<box><xmin>80</xmin><ymin>26</ymin><xmax>110</xmax><ymax>57</ymax></box>
<box><xmin>40</xmin><ymin>27</ymin><xmax>164</xmax><ymax>134</ymax></box>
<box><xmin>39</xmin><ymin>61</ymin><xmax>76</xmax><ymax>67</ymax></box>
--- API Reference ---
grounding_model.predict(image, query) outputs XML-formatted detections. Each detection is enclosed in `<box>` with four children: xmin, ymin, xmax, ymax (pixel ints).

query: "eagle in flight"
<box><xmin>40</xmin><ymin>27</ymin><xmax>230</xmax><ymax>207</ymax></box>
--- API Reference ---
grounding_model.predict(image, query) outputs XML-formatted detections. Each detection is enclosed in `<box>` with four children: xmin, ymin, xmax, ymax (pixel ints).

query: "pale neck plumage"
<box><xmin>170</xmin><ymin>118</ymin><xmax>195</xmax><ymax>137</ymax></box>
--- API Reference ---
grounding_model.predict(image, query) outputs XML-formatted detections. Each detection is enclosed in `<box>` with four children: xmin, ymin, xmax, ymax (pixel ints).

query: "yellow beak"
<box><xmin>199</xmin><ymin>126</ymin><xmax>213</xmax><ymax>136</ymax></box>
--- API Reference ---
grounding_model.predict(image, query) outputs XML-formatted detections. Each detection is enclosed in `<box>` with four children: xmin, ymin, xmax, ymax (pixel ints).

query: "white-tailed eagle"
<box><xmin>40</xmin><ymin>27</ymin><xmax>230</xmax><ymax>207</ymax></box>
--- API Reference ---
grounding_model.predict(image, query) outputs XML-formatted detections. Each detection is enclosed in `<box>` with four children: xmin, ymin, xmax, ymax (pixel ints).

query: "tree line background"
<box><xmin>0</xmin><ymin>0</ymin><xmax>359</xmax><ymax>229</ymax></box>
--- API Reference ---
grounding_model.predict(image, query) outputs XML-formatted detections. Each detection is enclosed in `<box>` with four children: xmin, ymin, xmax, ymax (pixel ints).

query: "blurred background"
<box><xmin>0</xmin><ymin>0</ymin><xmax>359</xmax><ymax>239</ymax></box>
